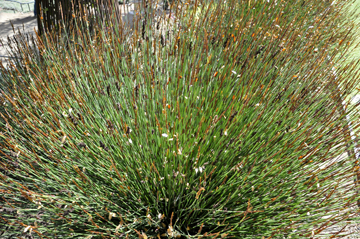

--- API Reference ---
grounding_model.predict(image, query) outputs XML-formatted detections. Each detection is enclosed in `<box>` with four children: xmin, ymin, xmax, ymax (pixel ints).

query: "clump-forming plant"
<box><xmin>1</xmin><ymin>0</ymin><xmax>360</xmax><ymax>237</ymax></box>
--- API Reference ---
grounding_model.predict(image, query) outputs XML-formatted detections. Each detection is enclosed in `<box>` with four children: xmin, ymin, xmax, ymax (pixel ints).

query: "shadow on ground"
<box><xmin>0</xmin><ymin>15</ymin><xmax>37</xmax><ymax>39</ymax></box>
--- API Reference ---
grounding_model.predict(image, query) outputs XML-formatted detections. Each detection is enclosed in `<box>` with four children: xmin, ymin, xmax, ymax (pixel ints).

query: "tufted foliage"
<box><xmin>1</xmin><ymin>0</ymin><xmax>360</xmax><ymax>238</ymax></box>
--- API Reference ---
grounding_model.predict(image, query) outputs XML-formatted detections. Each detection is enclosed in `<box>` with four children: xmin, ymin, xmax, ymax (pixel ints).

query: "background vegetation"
<box><xmin>1</xmin><ymin>0</ymin><xmax>360</xmax><ymax>238</ymax></box>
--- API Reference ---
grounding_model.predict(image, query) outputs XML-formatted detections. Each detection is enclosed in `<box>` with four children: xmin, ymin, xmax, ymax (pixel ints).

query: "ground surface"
<box><xmin>0</xmin><ymin>10</ymin><xmax>37</xmax><ymax>64</ymax></box>
<box><xmin>0</xmin><ymin>0</ymin><xmax>34</xmax><ymax>13</ymax></box>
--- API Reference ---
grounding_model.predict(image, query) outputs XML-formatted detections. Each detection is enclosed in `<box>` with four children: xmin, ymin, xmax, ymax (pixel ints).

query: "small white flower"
<box><xmin>169</xmin><ymin>138</ymin><xmax>173</xmax><ymax>141</ymax></box>
<box><xmin>24</xmin><ymin>226</ymin><xmax>31</xmax><ymax>233</ymax></box>
<box><xmin>129</xmin><ymin>139</ymin><xmax>133</xmax><ymax>144</ymax></box>
<box><xmin>195</xmin><ymin>167</ymin><xmax>203</xmax><ymax>174</ymax></box>
<box><xmin>162</xmin><ymin>133</ymin><xmax>168</xmax><ymax>137</ymax></box>
<box><xmin>109</xmin><ymin>212</ymin><xmax>116</xmax><ymax>220</ymax></box>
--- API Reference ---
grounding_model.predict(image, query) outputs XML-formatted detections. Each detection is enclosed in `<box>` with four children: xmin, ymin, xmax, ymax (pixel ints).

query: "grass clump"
<box><xmin>1</xmin><ymin>0</ymin><xmax>360</xmax><ymax>238</ymax></box>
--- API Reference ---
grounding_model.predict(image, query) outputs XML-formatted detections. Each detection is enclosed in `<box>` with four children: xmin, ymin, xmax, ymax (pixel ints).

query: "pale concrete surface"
<box><xmin>0</xmin><ymin>11</ymin><xmax>37</xmax><ymax>63</ymax></box>
<box><xmin>0</xmin><ymin>0</ymin><xmax>34</xmax><ymax>13</ymax></box>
